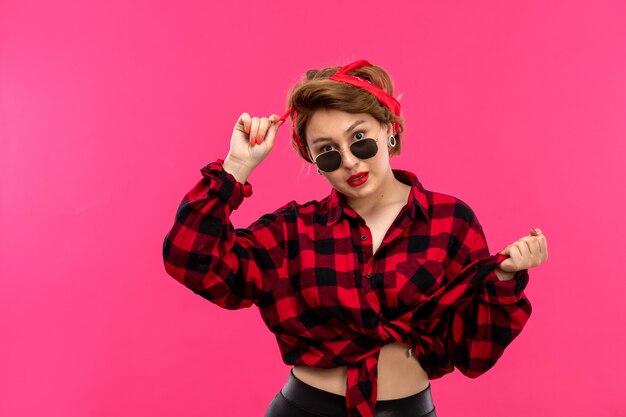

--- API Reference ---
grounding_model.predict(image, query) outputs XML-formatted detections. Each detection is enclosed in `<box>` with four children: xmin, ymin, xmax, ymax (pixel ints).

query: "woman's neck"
<box><xmin>344</xmin><ymin>168</ymin><xmax>409</xmax><ymax>216</ymax></box>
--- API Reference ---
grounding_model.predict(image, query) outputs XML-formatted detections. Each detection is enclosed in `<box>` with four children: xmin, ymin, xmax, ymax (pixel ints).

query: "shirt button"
<box><xmin>365</xmin><ymin>274</ymin><xmax>373</xmax><ymax>279</ymax></box>
<box><xmin>361</xmin><ymin>235</ymin><xmax>367</xmax><ymax>240</ymax></box>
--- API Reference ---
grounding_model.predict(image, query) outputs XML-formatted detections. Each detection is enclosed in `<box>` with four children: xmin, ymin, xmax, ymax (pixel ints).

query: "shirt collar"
<box><xmin>326</xmin><ymin>169</ymin><xmax>430</xmax><ymax>226</ymax></box>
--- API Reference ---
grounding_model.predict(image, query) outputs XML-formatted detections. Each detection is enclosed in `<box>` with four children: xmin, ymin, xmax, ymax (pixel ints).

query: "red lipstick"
<box><xmin>347</xmin><ymin>172</ymin><xmax>368</xmax><ymax>187</ymax></box>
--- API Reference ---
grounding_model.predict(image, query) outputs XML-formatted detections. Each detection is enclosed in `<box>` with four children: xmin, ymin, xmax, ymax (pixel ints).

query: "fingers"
<box><xmin>526</xmin><ymin>227</ymin><xmax>548</xmax><ymax>260</ymax></box>
<box><xmin>264</xmin><ymin>114</ymin><xmax>283</xmax><ymax>147</ymax></box>
<box><xmin>510</xmin><ymin>230</ymin><xmax>549</xmax><ymax>268</ymax></box>
<box><xmin>247</xmin><ymin>114</ymin><xmax>283</xmax><ymax>146</ymax></box>
<box><xmin>257</xmin><ymin>117</ymin><xmax>270</xmax><ymax>144</ymax></box>
<box><xmin>518</xmin><ymin>236</ymin><xmax>536</xmax><ymax>255</ymax></box>
<box><xmin>535</xmin><ymin>229</ymin><xmax>547</xmax><ymax>258</ymax></box>
<box><xmin>237</xmin><ymin>112</ymin><xmax>284</xmax><ymax>147</ymax></box>
<box><xmin>507</xmin><ymin>244</ymin><xmax>523</xmax><ymax>270</ymax></box>
<box><xmin>519</xmin><ymin>233</ymin><xmax>546</xmax><ymax>254</ymax></box>
<box><xmin>249</xmin><ymin>117</ymin><xmax>261</xmax><ymax>144</ymax></box>
<box><xmin>237</xmin><ymin>112</ymin><xmax>251</xmax><ymax>134</ymax></box>
<box><xmin>268</xmin><ymin>113</ymin><xmax>284</xmax><ymax>127</ymax></box>
<box><xmin>533</xmin><ymin>234</ymin><xmax>548</xmax><ymax>260</ymax></box>
<box><xmin>516</xmin><ymin>239</ymin><xmax>532</xmax><ymax>258</ymax></box>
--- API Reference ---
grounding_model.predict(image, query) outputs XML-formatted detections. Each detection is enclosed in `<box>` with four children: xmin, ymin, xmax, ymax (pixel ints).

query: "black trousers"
<box><xmin>264</xmin><ymin>369</ymin><xmax>437</xmax><ymax>417</ymax></box>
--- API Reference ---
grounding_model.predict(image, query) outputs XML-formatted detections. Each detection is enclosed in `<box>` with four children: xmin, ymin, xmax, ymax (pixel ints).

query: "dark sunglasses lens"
<box><xmin>350</xmin><ymin>138</ymin><xmax>378</xmax><ymax>159</ymax></box>
<box><xmin>316</xmin><ymin>151</ymin><xmax>342</xmax><ymax>172</ymax></box>
<box><xmin>315</xmin><ymin>138</ymin><xmax>378</xmax><ymax>172</ymax></box>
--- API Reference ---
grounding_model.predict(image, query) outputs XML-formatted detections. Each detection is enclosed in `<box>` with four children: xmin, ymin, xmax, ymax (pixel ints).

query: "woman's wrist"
<box><xmin>494</xmin><ymin>265</ymin><xmax>516</xmax><ymax>281</ymax></box>
<box><xmin>223</xmin><ymin>155</ymin><xmax>253</xmax><ymax>184</ymax></box>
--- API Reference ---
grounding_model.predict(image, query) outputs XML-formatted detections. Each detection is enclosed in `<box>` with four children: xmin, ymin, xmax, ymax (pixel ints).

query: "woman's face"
<box><xmin>305</xmin><ymin>108</ymin><xmax>394</xmax><ymax>201</ymax></box>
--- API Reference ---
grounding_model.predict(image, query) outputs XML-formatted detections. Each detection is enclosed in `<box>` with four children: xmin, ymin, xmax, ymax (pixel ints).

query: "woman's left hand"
<box><xmin>495</xmin><ymin>228</ymin><xmax>548</xmax><ymax>279</ymax></box>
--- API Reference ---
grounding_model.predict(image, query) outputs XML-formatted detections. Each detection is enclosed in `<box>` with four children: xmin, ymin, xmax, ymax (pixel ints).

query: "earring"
<box><xmin>317</xmin><ymin>167</ymin><xmax>322</xmax><ymax>175</ymax></box>
<box><xmin>388</xmin><ymin>135</ymin><xmax>397</xmax><ymax>147</ymax></box>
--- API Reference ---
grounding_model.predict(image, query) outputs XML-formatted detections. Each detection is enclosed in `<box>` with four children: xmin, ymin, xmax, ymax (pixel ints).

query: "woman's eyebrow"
<box><xmin>311</xmin><ymin>120</ymin><xmax>367</xmax><ymax>145</ymax></box>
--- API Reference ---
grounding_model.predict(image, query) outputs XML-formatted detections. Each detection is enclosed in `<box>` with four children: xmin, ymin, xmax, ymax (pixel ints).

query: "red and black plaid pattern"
<box><xmin>163</xmin><ymin>159</ymin><xmax>532</xmax><ymax>417</ymax></box>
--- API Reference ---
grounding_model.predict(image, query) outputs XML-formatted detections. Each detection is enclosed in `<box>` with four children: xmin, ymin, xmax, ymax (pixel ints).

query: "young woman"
<box><xmin>162</xmin><ymin>60</ymin><xmax>548</xmax><ymax>417</ymax></box>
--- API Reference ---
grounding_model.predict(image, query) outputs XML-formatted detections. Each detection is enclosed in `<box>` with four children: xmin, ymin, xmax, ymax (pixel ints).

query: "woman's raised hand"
<box><xmin>223</xmin><ymin>113</ymin><xmax>284</xmax><ymax>183</ymax></box>
<box><xmin>496</xmin><ymin>227</ymin><xmax>548</xmax><ymax>275</ymax></box>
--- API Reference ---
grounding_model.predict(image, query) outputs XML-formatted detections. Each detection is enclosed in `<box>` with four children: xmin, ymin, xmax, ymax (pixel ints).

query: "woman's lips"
<box><xmin>347</xmin><ymin>172</ymin><xmax>368</xmax><ymax>187</ymax></box>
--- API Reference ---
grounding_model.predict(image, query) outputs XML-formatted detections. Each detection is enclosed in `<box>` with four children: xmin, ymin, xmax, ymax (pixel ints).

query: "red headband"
<box><xmin>278</xmin><ymin>60</ymin><xmax>402</xmax><ymax>163</ymax></box>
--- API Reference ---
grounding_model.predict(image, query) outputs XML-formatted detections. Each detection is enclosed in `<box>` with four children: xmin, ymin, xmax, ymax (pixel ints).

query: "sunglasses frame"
<box><xmin>308</xmin><ymin>126</ymin><xmax>384</xmax><ymax>173</ymax></box>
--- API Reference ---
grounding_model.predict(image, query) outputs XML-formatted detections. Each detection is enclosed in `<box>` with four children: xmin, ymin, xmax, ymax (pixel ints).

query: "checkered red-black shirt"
<box><xmin>162</xmin><ymin>159</ymin><xmax>532</xmax><ymax>417</ymax></box>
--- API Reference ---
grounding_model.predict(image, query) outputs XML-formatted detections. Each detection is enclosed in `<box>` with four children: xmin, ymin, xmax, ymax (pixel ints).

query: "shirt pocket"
<box><xmin>394</xmin><ymin>258</ymin><xmax>447</xmax><ymax>314</ymax></box>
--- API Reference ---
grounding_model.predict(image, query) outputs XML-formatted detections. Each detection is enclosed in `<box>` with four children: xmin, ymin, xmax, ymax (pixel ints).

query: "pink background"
<box><xmin>1</xmin><ymin>0</ymin><xmax>625</xmax><ymax>416</ymax></box>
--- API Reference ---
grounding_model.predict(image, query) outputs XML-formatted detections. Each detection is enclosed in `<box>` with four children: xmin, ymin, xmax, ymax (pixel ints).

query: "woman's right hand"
<box><xmin>224</xmin><ymin>113</ymin><xmax>284</xmax><ymax>181</ymax></box>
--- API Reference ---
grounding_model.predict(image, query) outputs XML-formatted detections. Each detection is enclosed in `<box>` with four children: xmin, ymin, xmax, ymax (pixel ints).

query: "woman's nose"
<box><xmin>341</xmin><ymin>148</ymin><xmax>359</xmax><ymax>168</ymax></box>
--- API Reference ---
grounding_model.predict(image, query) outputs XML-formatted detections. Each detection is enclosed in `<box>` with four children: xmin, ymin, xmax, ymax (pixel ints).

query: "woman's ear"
<box><xmin>305</xmin><ymin>145</ymin><xmax>314</xmax><ymax>162</ymax></box>
<box><xmin>386</xmin><ymin>121</ymin><xmax>394</xmax><ymax>136</ymax></box>
<box><xmin>386</xmin><ymin>122</ymin><xmax>398</xmax><ymax>156</ymax></box>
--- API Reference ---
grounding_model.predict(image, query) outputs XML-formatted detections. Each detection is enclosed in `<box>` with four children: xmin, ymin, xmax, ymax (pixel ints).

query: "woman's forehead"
<box><xmin>306</xmin><ymin>110</ymin><xmax>376</xmax><ymax>136</ymax></box>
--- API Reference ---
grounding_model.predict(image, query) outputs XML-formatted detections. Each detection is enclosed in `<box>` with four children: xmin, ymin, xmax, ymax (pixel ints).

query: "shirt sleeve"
<box><xmin>442</xmin><ymin>211</ymin><xmax>533</xmax><ymax>378</ymax></box>
<box><xmin>162</xmin><ymin>159</ymin><xmax>291</xmax><ymax>310</ymax></box>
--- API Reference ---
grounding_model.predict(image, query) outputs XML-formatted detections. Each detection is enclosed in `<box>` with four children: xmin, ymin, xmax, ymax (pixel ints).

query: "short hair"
<box><xmin>285</xmin><ymin>63</ymin><xmax>405</xmax><ymax>162</ymax></box>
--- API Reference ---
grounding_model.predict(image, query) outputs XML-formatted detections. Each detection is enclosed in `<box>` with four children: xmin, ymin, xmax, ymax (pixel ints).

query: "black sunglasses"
<box><xmin>311</xmin><ymin>136</ymin><xmax>380</xmax><ymax>172</ymax></box>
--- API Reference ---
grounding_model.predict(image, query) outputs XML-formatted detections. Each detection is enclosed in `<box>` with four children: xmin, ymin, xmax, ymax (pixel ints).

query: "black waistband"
<box><xmin>280</xmin><ymin>368</ymin><xmax>435</xmax><ymax>416</ymax></box>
